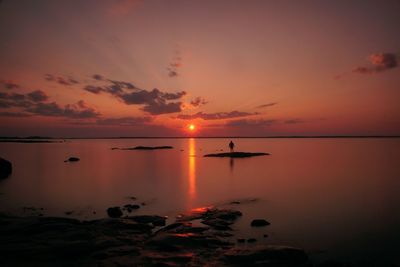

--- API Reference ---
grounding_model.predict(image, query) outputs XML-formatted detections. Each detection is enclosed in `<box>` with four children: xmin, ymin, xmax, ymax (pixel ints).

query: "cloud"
<box><xmin>1</xmin><ymin>80</ymin><xmax>19</xmax><ymax>89</ymax></box>
<box><xmin>0</xmin><ymin>112</ymin><xmax>32</xmax><ymax>117</ymax></box>
<box><xmin>190</xmin><ymin>97</ymin><xmax>208</xmax><ymax>107</ymax></box>
<box><xmin>27</xmin><ymin>90</ymin><xmax>49</xmax><ymax>102</ymax></box>
<box><xmin>225</xmin><ymin>119</ymin><xmax>277</xmax><ymax>127</ymax></box>
<box><xmin>0</xmin><ymin>90</ymin><xmax>99</xmax><ymax>119</ymax></box>
<box><xmin>84</xmin><ymin>77</ymin><xmax>186</xmax><ymax>115</ymax></box>
<box><xmin>44</xmin><ymin>74</ymin><xmax>79</xmax><ymax>85</ymax></box>
<box><xmin>177</xmin><ymin>110</ymin><xmax>258</xmax><ymax>120</ymax></box>
<box><xmin>284</xmin><ymin>118</ymin><xmax>305</xmax><ymax>124</ymax></box>
<box><xmin>84</xmin><ymin>85</ymin><xmax>105</xmax><ymax>94</ymax></box>
<box><xmin>353</xmin><ymin>52</ymin><xmax>398</xmax><ymax>74</ymax></box>
<box><xmin>167</xmin><ymin>48</ymin><xmax>182</xmax><ymax>77</ymax></box>
<box><xmin>92</xmin><ymin>74</ymin><xmax>104</xmax><ymax>81</ymax></box>
<box><xmin>256</xmin><ymin>102</ymin><xmax>277</xmax><ymax>109</ymax></box>
<box><xmin>96</xmin><ymin>116</ymin><xmax>152</xmax><ymax>126</ymax></box>
<box><xmin>26</xmin><ymin>101</ymin><xmax>100</xmax><ymax>119</ymax></box>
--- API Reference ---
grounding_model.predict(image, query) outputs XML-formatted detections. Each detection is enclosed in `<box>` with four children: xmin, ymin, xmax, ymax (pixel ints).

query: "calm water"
<box><xmin>1</xmin><ymin>138</ymin><xmax>399</xmax><ymax>265</ymax></box>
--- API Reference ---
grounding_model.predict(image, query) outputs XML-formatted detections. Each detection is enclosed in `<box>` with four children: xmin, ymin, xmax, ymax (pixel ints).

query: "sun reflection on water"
<box><xmin>188</xmin><ymin>138</ymin><xmax>196</xmax><ymax>203</ymax></box>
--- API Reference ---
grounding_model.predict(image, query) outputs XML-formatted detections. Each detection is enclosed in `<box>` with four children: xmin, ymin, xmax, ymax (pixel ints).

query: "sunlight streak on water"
<box><xmin>188</xmin><ymin>138</ymin><xmax>197</xmax><ymax>203</ymax></box>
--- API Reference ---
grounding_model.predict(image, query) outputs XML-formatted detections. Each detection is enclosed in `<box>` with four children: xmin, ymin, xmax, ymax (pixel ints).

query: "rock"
<box><xmin>64</xmin><ymin>157</ymin><xmax>80</xmax><ymax>162</ymax></box>
<box><xmin>204</xmin><ymin>152</ymin><xmax>269</xmax><ymax>158</ymax></box>
<box><xmin>237</xmin><ymin>238</ymin><xmax>246</xmax><ymax>243</ymax></box>
<box><xmin>128</xmin><ymin>215</ymin><xmax>166</xmax><ymax>226</ymax></box>
<box><xmin>123</xmin><ymin>204</ymin><xmax>140</xmax><ymax>212</ymax></box>
<box><xmin>251</xmin><ymin>219</ymin><xmax>270</xmax><ymax>227</ymax></box>
<box><xmin>223</xmin><ymin>245</ymin><xmax>308</xmax><ymax>265</ymax></box>
<box><xmin>107</xmin><ymin>207</ymin><xmax>123</xmax><ymax>218</ymax></box>
<box><xmin>247</xmin><ymin>238</ymin><xmax>257</xmax><ymax>243</ymax></box>
<box><xmin>0</xmin><ymin>157</ymin><xmax>12</xmax><ymax>179</ymax></box>
<box><xmin>263</xmin><ymin>234</ymin><xmax>268</xmax><ymax>238</ymax></box>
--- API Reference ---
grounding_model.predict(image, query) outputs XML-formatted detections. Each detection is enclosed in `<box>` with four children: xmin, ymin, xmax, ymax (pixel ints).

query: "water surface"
<box><xmin>1</xmin><ymin>138</ymin><xmax>399</xmax><ymax>265</ymax></box>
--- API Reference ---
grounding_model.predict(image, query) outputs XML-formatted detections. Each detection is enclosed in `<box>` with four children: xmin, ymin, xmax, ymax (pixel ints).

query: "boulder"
<box><xmin>64</xmin><ymin>157</ymin><xmax>80</xmax><ymax>162</ymax></box>
<box><xmin>251</xmin><ymin>219</ymin><xmax>270</xmax><ymax>227</ymax></box>
<box><xmin>0</xmin><ymin>157</ymin><xmax>12</xmax><ymax>179</ymax></box>
<box><xmin>107</xmin><ymin>207</ymin><xmax>123</xmax><ymax>218</ymax></box>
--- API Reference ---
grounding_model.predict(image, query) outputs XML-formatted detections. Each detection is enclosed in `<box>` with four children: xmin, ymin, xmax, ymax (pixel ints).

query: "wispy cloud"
<box><xmin>190</xmin><ymin>97</ymin><xmax>208</xmax><ymax>107</ymax></box>
<box><xmin>167</xmin><ymin>47</ymin><xmax>182</xmax><ymax>77</ymax></box>
<box><xmin>177</xmin><ymin>110</ymin><xmax>258</xmax><ymax>120</ymax></box>
<box><xmin>0</xmin><ymin>79</ymin><xmax>19</xmax><ymax>90</ymax></box>
<box><xmin>44</xmin><ymin>74</ymin><xmax>79</xmax><ymax>86</ymax></box>
<box><xmin>256</xmin><ymin>102</ymin><xmax>277</xmax><ymax>109</ymax></box>
<box><xmin>353</xmin><ymin>52</ymin><xmax>398</xmax><ymax>74</ymax></box>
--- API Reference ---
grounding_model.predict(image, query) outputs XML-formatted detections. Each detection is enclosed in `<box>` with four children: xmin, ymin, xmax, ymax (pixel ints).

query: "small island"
<box><xmin>204</xmin><ymin>152</ymin><xmax>269</xmax><ymax>158</ymax></box>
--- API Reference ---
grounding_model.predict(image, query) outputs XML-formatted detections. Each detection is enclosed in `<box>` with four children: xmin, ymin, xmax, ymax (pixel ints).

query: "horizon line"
<box><xmin>1</xmin><ymin>135</ymin><xmax>400</xmax><ymax>139</ymax></box>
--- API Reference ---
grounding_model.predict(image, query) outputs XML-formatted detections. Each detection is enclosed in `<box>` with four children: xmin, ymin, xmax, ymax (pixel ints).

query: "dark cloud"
<box><xmin>0</xmin><ymin>112</ymin><xmax>32</xmax><ymax>117</ymax></box>
<box><xmin>256</xmin><ymin>102</ymin><xmax>277</xmax><ymax>109</ymax></box>
<box><xmin>353</xmin><ymin>52</ymin><xmax>398</xmax><ymax>74</ymax></box>
<box><xmin>177</xmin><ymin>110</ymin><xmax>258</xmax><ymax>120</ymax></box>
<box><xmin>26</xmin><ymin>101</ymin><xmax>99</xmax><ymax>119</ymax></box>
<box><xmin>0</xmin><ymin>90</ymin><xmax>99</xmax><ymax>119</ymax></box>
<box><xmin>92</xmin><ymin>74</ymin><xmax>104</xmax><ymax>81</ymax></box>
<box><xmin>167</xmin><ymin>48</ymin><xmax>182</xmax><ymax>77</ymax></box>
<box><xmin>44</xmin><ymin>74</ymin><xmax>79</xmax><ymax>85</ymax></box>
<box><xmin>84</xmin><ymin>77</ymin><xmax>186</xmax><ymax>115</ymax></box>
<box><xmin>1</xmin><ymin>80</ymin><xmax>19</xmax><ymax>89</ymax></box>
<box><xmin>190</xmin><ymin>97</ymin><xmax>208</xmax><ymax>107</ymax></box>
<box><xmin>225</xmin><ymin>119</ymin><xmax>277</xmax><ymax>127</ymax></box>
<box><xmin>96</xmin><ymin>116</ymin><xmax>153</xmax><ymax>126</ymax></box>
<box><xmin>27</xmin><ymin>90</ymin><xmax>49</xmax><ymax>102</ymax></box>
<box><xmin>284</xmin><ymin>118</ymin><xmax>305</xmax><ymax>124</ymax></box>
<box><xmin>84</xmin><ymin>85</ymin><xmax>105</xmax><ymax>94</ymax></box>
<box><xmin>142</xmin><ymin>101</ymin><xmax>183</xmax><ymax>115</ymax></box>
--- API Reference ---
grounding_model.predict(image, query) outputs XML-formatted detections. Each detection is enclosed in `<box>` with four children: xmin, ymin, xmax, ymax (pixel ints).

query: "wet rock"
<box><xmin>263</xmin><ymin>234</ymin><xmax>268</xmax><ymax>238</ymax></box>
<box><xmin>123</xmin><ymin>204</ymin><xmax>140</xmax><ymax>212</ymax></box>
<box><xmin>201</xmin><ymin>218</ymin><xmax>233</xmax><ymax>231</ymax></box>
<box><xmin>251</xmin><ymin>219</ymin><xmax>270</xmax><ymax>227</ymax></box>
<box><xmin>0</xmin><ymin>157</ymin><xmax>12</xmax><ymax>179</ymax></box>
<box><xmin>128</xmin><ymin>215</ymin><xmax>166</xmax><ymax>226</ymax></box>
<box><xmin>223</xmin><ymin>245</ymin><xmax>308</xmax><ymax>266</ymax></box>
<box><xmin>247</xmin><ymin>238</ymin><xmax>257</xmax><ymax>243</ymax></box>
<box><xmin>106</xmin><ymin>207</ymin><xmax>123</xmax><ymax>218</ymax></box>
<box><xmin>237</xmin><ymin>238</ymin><xmax>246</xmax><ymax>243</ymax></box>
<box><xmin>204</xmin><ymin>152</ymin><xmax>269</xmax><ymax>158</ymax></box>
<box><xmin>64</xmin><ymin>157</ymin><xmax>80</xmax><ymax>162</ymax></box>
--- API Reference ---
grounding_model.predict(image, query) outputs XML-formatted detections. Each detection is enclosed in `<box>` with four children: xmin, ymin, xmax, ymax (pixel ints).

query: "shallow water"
<box><xmin>1</xmin><ymin>138</ymin><xmax>399</xmax><ymax>265</ymax></box>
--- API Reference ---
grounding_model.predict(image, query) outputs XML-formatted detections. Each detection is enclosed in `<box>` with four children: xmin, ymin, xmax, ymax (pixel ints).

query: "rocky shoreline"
<box><xmin>0</xmin><ymin>205</ymin><xmax>311</xmax><ymax>267</ymax></box>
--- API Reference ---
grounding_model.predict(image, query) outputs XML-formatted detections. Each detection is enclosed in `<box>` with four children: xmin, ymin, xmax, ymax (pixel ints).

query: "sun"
<box><xmin>188</xmin><ymin>124</ymin><xmax>196</xmax><ymax>131</ymax></box>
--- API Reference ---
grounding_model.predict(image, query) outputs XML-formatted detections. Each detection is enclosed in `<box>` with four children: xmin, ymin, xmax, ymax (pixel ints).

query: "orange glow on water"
<box><xmin>188</xmin><ymin>138</ymin><xmax>196</xmax><ymax>203</ymax></box>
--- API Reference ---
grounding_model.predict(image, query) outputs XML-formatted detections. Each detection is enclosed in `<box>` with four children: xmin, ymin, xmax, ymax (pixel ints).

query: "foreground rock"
<box><xmin>0</xmin><ymin>206</ymin><xmax>310</xmax><ymax>266</ymax></box>
<box><xmin>204</xmin><ymin>152</ymin><xmax>269</xmax><ymax>158</ymax></box>
<box><xmin>0</xmin><ymin>157</ymin><xmax>12</xmax><ymax>179</ymax></box>
<box><xmin>64</xmin><ymin>157</ymin><xmax>80</xmax><ymax>162</ymax></box>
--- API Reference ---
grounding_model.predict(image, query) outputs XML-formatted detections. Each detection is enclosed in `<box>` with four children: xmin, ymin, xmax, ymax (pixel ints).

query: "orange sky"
<box><xmin>0</xmin><ymin>0</ymin><xmax>399</xmax><ymax>137</ymax></box>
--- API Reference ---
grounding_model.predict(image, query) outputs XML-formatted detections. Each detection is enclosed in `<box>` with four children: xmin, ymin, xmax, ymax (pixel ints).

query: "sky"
<box><xmin>0</xmin><ymin>0</ymin><xmax>399</xmax><ymax>137</ymax></box>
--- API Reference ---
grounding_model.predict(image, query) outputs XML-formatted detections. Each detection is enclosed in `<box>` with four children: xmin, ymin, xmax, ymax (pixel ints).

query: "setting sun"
<box><xmin>188</xmin><ymin>124</ymin><xmax>196</xmax><ymax>131</ymax></box>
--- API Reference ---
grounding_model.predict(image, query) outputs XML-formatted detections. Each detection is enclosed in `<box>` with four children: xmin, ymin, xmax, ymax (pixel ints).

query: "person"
<box><xmin>229</xmin><ymin>140</ymin><xmax>235</xmax><ymax>152</ymax></box>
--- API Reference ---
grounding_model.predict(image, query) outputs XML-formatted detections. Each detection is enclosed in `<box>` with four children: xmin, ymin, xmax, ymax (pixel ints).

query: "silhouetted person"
<box><xmin>229</xmin><ymin>140</ymin><xmax>235</xmax><ymax>152</ymax></box>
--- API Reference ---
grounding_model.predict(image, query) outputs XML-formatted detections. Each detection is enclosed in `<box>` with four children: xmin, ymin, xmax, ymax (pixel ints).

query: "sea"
<box><xmin>1</xmin><ymin>137</ymin><xmax>399</xmax><ymax>266</ymax></box>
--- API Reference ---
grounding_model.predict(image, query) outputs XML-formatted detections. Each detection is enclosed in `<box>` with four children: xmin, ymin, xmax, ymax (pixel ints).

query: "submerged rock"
<box><xmin>251</xmin><ymin>219</ymin><xmax>271</xmax><ymax>227</ymax></box>
<box><xmin>123</xmin><ymin>204</ymin><xmax>140</xmax><ymax>212</ymax></box>
<box><xmin>0</xmin><ymin>157</ymin><xmax>12</xmax><ymax>179</ymax></box>
<box><xmin>64</xmin><ymin>157</ymin><xmax>80</xmax><ymax>162</ymax></box>
<box><xmin>128</xmin><ymin>215</ymin><xmax>166</xmax><ymax>226</ymax></box>
<box><xmin>107</xmin><ymin>207</ymin><xmax>123</xmax><ymax>218</ymax></box>
<box><xmin>223</xmin><ymin>245</ymin><xmax>308</xmax><ymax>265</ymax></box>
<box><xmin>204</xmin><ymin>152</ymin><xmax>269</xmax><ymax>158</ymax></box>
